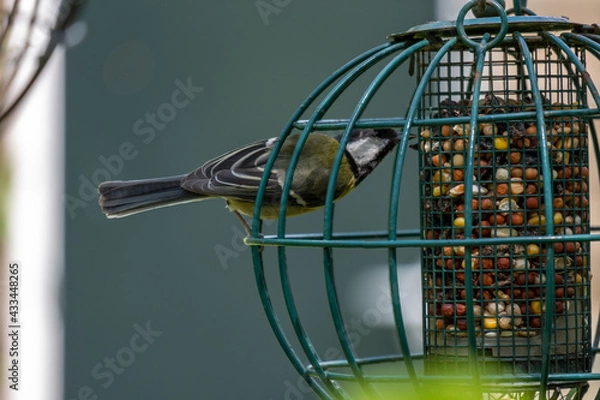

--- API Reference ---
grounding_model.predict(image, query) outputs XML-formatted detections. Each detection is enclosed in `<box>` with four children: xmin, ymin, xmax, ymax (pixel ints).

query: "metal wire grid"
<box><xmin>242</xmin><ymin>15</ymin><xmax>600</xmax><ymax>400</ymax></box>
<box><xmin>418</xmin><ymin>40</ymin><xmax>591</xmax><ymax>376</ymax></box>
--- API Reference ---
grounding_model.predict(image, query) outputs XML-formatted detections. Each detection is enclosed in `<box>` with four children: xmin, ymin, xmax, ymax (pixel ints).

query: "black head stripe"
<box><xmin>344</xmin><ymin>148</ymin><xmax>360</xmax><ymax>179</ymax></box>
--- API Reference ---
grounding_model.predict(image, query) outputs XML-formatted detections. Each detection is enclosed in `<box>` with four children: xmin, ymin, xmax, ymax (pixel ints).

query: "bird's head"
<box><xmin>340</xmin><ymin>128</ymin><xmax>401</xmax><ymax>184</ymax></box>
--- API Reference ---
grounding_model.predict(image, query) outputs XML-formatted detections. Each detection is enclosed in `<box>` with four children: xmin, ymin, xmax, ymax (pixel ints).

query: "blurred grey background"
<box><xmin>65</xmin><ymin>1</ymin><xmax>432</xmax><ymax>399</ymax></box>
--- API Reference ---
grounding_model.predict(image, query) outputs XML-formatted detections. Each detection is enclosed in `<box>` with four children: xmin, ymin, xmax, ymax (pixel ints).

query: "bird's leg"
<box><xmin>233</xmin><ymin>210</ymin><xmax>253</xmax><ymax>236</ymax></box>
<box><xmin>233</xmin><ymin>210</ymin><xmax>264</xmax><ymax>252</ymax></box>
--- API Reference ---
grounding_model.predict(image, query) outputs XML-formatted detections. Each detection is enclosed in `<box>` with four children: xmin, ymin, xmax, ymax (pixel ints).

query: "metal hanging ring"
<box><xmin>457</xmin><ymin>0</ymin><xmax>509</xmax><ymax>50</ymax></box>
<box><xmin>506</xmin><ymin>7</ymin><xmax>536</xmax><ymax>16</ymax></box>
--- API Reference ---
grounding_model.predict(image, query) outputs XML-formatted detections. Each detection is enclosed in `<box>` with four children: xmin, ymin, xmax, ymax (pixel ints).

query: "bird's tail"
<box><xmin>98</xmin><ymin>174</ymin><xmax>205</xmax><ymax>218</ymax></box>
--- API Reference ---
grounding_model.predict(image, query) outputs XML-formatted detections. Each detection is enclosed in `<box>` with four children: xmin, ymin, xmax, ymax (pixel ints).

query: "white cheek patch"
<box><xmin>346</xmin><ymin>137</ymin><xmax>385</xmax><ymax>167</ymax></box>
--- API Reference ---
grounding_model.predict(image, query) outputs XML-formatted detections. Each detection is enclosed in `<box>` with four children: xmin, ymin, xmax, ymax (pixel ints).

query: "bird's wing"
<box><xmin>180</xmin><ymin>138</ymin><xmax>282</xmax><ymax>202</ymax></box>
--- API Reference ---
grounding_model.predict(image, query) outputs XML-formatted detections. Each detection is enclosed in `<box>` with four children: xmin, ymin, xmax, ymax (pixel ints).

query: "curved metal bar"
<box><xmin>542</xmin><ymin>32</ymin><xmax>600</xmax><ymax>109</ymax></box>
<box><xmin>252</xmin><ymin>251</ymin><xmax>333</xmax><ymax>399</ymax></box>
<box><xmin>515</xmin><ymin>31</ymin><xmax>557</xmax><ymax>400</ymax></box>
<box><xmin>461</xmin><ymin>33</ymin><xmax>492</xmax><ymax>394</ymax></box>
<box><xmin>251</xmin><ymin>41</ymin><xmax>394</xmax><ymax>231</ymax></box>
<box><xmin>563</xmin><ymin>33</ymin><xmax>600</xmax><ymax>79</ymax></box>
<box><xmin>385</xmin><ymin>36</ymin><xmax>461</xmax><ymax>398</ymax></box>
<box><xmin>319</xmin><ymin>38</ymin><xmax>431</xmax><ymax>399</ymax></box>
<box><xmin>251</xmin><ymin>42</ymin><xmax>394</xmax><ymax>400</ymax></box>
<box><xmin>265</xmin><ymin>40</ymin><xmax>413</xmax><ymax>399</ymax></box>
<box><xmin>560</xmin><ymin>34</ymin><xmax>600</xmax><ymax>186</ymax></box>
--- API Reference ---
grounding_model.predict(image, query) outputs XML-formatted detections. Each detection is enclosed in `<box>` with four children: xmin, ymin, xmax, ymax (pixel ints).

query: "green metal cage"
<box><xmin>244</xmin><ymin>1</ymin><xmax>600</xmax><ymax>398</ymax></box>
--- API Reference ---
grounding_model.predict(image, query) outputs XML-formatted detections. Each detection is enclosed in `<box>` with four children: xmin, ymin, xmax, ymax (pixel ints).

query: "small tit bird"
<box><xmin>98</xmin><ymin>129</ymin><xmax>400</xmax><ymax>229</ymax></box>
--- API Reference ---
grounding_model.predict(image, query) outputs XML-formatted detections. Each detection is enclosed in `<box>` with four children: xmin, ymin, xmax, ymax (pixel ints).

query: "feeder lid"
<box><xmin>388</xmin><ymin>16</ymin><xmax>584</xmax><ymax>42</ymax></box>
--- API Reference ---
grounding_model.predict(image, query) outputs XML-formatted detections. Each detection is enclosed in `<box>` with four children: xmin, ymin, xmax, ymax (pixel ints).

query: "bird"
<box><xmin>98</xmin><ymin>129</ymin><xmax>400</xmax><ymax>232</ymax></box>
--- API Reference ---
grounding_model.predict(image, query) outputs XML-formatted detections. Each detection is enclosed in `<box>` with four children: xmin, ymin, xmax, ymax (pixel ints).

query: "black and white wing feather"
<box><xmin>181</xmin><ymin>137</ymin><xmax>282</xmax><ymax>202</ymax></box>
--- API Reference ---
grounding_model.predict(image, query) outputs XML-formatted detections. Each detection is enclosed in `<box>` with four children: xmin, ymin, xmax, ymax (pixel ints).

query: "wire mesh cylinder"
<box><xmin>418</xmin><ymin>38</ymin><xmax>592</xmax><ymax>375</ymax></box>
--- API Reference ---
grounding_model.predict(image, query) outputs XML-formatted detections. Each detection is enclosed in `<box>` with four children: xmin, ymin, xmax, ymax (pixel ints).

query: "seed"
<box><xmin>492</xmin><ymin>227</ymin><xmax>517</xmax><ymax>238</ymax></box>
<box><xmin>448</xmin><ymin>184</ymin><xmax>465</xmax><ymax>197</ymax></box>
<box><xmin>497</xmin><ymin>290</ymin><xmax>511</xmax><ymax>300</ymax></box>
<box><xmin>486</xmin><ymin>301</ymin><xmax>505</xmax><ymax>315</ymax></box>
<box><xmin>481</xmin><ymin>123</ymin><xmax>495</xmax><ymax>136</ymax></box>
<box><xmin>526</xmin><ymin>244</ymin><xmax>540</xmax><ymax>256</ymax></box>
<box><xmin>479</xmin><ymin>221</ymin><xmax>491</xmax><ymax>237</ymax></box>
<box><xmin>452</xmin><ymin>168</ymin><xmax>464</xmax><ymax>181</ymax></box>
<box><xmin>453</xmin><ymin>246</ymin><xmax>466</xmax><ymax>256</ymax></box>
<box><xmin>433</xmin><ymin>171</ymin><xmax>452</xmax><ymax>183</ymax></box>
<box><xmin>511</xmin><ymin>213</ymin><xmax>524</xmax><ymax>225</ymax></box>
<box><xmin>441</xmin><ymin>304</ymin><xmax>454</xmax><ymax>317</ymax></box>
<box><xmin>497</xmin><ymin>198</ymin><xmax>518</xmax><ymax>213</ymax></box>
<box><xmin>454</xmin><ymin>217</ymin><xmax>465</xmax><ymax>228</ymax></box>
<box><xmin>524</xmin><ymin>168</ymin><xmax>538</xmax><ymax>180</ymax></box>
<box><xmin>514</xmin><ymin>258</ymin><xmax>528</xmax><ymax>270</ymax></box>
<box><xmin>456</xmin><ymin>303</ymin><xmax>467</xmax><ymax>316</ymax></box>
<box><xmin>511</xmin><ymin>303</ymin><xmax>523</xmax><ymax>320</ymax></box>
<box><xmin>453</xmin><ymin>123</ymin><xmax>470</xmax><ymax>136</ymax></box>
<box><xmin>525</xmin><ymin>197</ymin><xmax>539</xmax><ymax>210</ymax></box>
<box><xmin>509</xmin><ymin>152</ymin><xmax>522</xmax><ymax>163</ymax></box>
<box><xmin>495</xmin><ymin>183</ymin><xmax>509</xmax><ymax>196</ymax></box>
<box><xmin>441</xmin><ymin>125</ymin><xmax>451</xmax><ymax>137</ymax></box>
<box><xmin>494</xmin><ymin>137</ymin><xmax>509</xmax><ymax>150</ymax></box>
<box><xmin>510</xmin><ymin>167</ymin><xmax>523</xmax><ymax>178</ymax></box>
<box><xmin>553</xmin><ymin>242</ymin><xmax>564</xmax><ymax>253</ymax></box>
<box><xmin>530</xmin><ymin>301</ymin><xmax>542</xmax><ymax>314</ymax></box>
<box><xmin>420</xmin><ymin>129</ymin><xmax>431</xmax><ymax>138</ymax></box>
<box><xmin>514</xmin><ymin>273</ymin><xmax>526</xmax><ymax>285</ymax></box>
<box><xmin>435</xmin><ymin>319</ymin><xmax>446</xmax><ymax>329</ymax></box>
<box><xmin>431</xmin><ymin>154</ymin><xmax>444</xmax><ymax>167</ymax></box>
<box><xmin>497</xmin><ymin>257</ymin><xmax>511</xmax><ymax>270</ymax></box>
<box><xmin>553</xmin><ymin>212</ymin><xmax>564</xmax><ymax>225</ymax></box>
<box><xmin>489</xmin><ymin>214</ymin><xmax>506</xmax><ymax>225</ymax></box>
<box><xmin>453</xmin><ymin>139</ymin><xmax>467</xmax><ymax>151</ymax></box>
<box><xmin>482</xmin><ymin>273</ymin><xmax>494</xmax><ymax>286</ymax></box>
<box><xmin>510</xmin><ymin>178</ymin><xmax>525</xmax><ymax>195</ymax></box>
<box><xmin>528</xmin><ymin>214</ymin><xmax>546</xmax><ymax>226</ymax></box>
<box><xmin>456</xmin><ymin>318</ymin><xmax>468</xmax><ymax>331</ymax></box>
<box><xmin>526</xmin><ymin>125</ymin><xmax>537</xmax><ymax>136</ymax></box>
<box><xmin>495</xmin><ymin>168</ymin><xmax>509</xmax><ymax>181</ymax></box>
<box><xmin>452</xmin><ymin>154</ymin><xmax>465</xmax><ymax>166</ymax></box>
<box><xmin>483</xmin><ymin>315</ymin><xmax>498</xmax><ymax>329</ymax></box>
<box><xmin>553</xmin><ymin>198</ymin><xmax>564</xmax><ymax>209</ymax></box>
<box><xmin>481</xmin><ymin>198</ymin><xmax>494</xmax><ymax>210</ymax></box>
<box><xmin>498</xmin><ymin>314</ymin><xmax>512</xmax><ymax>330</ymax></box>
<box><xmin>473</xmin><ymin>305</ymin><xmax>483</xmax><ymax>317</ymax></box>
<box><xmin>481</xmin><ymin>258</ymin><xmax>494</xmax><ymax>269</ymax></box>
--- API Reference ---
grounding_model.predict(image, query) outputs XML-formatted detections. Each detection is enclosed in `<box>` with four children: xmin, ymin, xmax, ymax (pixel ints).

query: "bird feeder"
<box><xmin>244</xmin><ymin>1</ymin><xmax>600</xmax><ymax>398</ymax></box>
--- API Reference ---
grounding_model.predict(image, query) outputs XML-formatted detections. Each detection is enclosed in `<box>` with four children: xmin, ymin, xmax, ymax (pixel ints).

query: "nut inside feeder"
<box><xmin>416</xmin><ymin>19</ymin><xmax>592</xmax><ymax>374</ymax></box>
